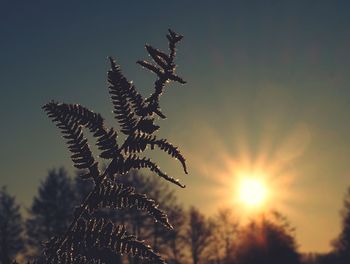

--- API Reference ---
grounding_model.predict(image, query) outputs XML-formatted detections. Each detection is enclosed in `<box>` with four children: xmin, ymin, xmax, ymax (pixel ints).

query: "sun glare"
<box><xmin>238</xmin><ymin>178</ymin><xmax>267</xmax><ymax>207</ymax></box>
<box><xmin>186</xmin><ymin>122</ymin><xmax>303</xmax><ymax>219</ymax></box>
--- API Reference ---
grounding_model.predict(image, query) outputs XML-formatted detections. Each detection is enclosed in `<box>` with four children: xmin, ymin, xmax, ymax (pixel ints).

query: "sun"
<box><xmin>185</xmin><ymin>122</ymin><xmax>303</xmax><ymax>218</ymax></box>
<box><xmin>238</xmin><ymin>178</ymin><xmax>268</xmax><ymax>207</ymax></box>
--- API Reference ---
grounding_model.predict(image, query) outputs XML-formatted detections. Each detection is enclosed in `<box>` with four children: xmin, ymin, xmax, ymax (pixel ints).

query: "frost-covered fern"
<box><xmin>41</xmin><ymin>29</ymin><xmax>187</xmax><ymax>264</ymax></box>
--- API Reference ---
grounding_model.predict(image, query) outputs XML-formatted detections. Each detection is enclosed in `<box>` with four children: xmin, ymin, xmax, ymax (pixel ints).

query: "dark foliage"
<box><xmin>41</xmin><ymin>29</ymin><xmax>187</xmax><ymax>264</ymax></box>
<box><xmin>0</xmin><ymin>186</ymin><xmax>24</xmax><ymax>264</ymax></box>
<box><xmin>331</xmin><ymin>187</ymin><xmax>350</xmax><ymax>263</ymax></box>
<box><xmin>234</xmin><ymin>213</ymin><xmax>301</xmax><ymax>264</ymax></box>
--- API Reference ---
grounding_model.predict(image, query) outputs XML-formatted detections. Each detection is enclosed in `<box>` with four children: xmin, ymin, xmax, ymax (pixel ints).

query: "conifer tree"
<box><xmin>26</xmin><ymin>168</ymin><xmax>75</xmax><ymax>256</ymax></box>
<box><xmin>0</xmin><ymin>186</ymin><xmax>24</xmax><ymax>264</ymax></box>
<box><xmin>332</xmin><ymin>187</ymin><xmax>350</xmax><ymax>263</ymax></box>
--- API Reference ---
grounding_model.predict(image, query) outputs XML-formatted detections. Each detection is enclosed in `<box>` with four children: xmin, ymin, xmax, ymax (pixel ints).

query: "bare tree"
<box><xmin>208</xmin><ymin>208</ymin><xmax>238</xmax><ymax>264</ymax></box>
<box><xmin>185</xmin><ymin>207</ymin><xmax>212</xmax><ymax>264</ymax></box>
<box><xmin>163</xmin><ymin>205</ymin><xmax>186</xmax><ymax>264</ymax></box>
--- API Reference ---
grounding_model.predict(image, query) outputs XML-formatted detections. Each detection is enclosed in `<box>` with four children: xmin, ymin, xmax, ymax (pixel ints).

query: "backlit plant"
<box><xmin>42</xmin><ymin>29</ymin><xmax>187</xmax><ymax>264</ymax></box>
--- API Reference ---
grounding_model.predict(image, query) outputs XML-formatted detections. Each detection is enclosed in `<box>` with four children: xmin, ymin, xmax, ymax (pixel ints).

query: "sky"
<box><xmin>1</xmin><ymin>0</ymin><xmax>350</xmax><ymax>253</ymax></box>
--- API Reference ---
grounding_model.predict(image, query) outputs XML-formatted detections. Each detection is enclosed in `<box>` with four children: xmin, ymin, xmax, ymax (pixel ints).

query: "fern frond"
<box><xmin>136</xmin><ymin>117</ymin><xmax>160</xmax><ymax>134</ymax></box>
<box><xmin>154</xmin><ymin>138</ymin><xmax>188</xmax><ymax>174</ymax></box>
<box><xmin>44</xmin><ymin>236</ymin><xmax>132</xmax><ymax>264</ymax></box>
<box><xmin>167</xmin><ymin>29</ymin><xmax>183</xmax><ymax>59</ymax></box>
<box><xmin>108</xmin><ymin>58</ymin><xmax>139</xmax><ymax>134</ymax></box>
<box><xmin>87</xmin><ymin>181</ymin><xmax>172</xmax><ymax>229</ymax></box>
<box><xmin>95</xmin><ymin>128</ymin><xmax>119</xmax><ymax>159</ymax></box>
<box><xmin>108</xmin><ymin>57</ymin><xmax>147</xmax><ymax>117</ymax></box>
<box><xmin>43</xmin><ymin>102</ymin><xmax>99</xmax><ymax>181</ymax></box>
<box><xmin>46</xmin><ymin>102</ymin><xmax>119</xmax><ymax>160</ymax></box>
<box><xmin>54</xmin><ymin>253</ymin><xmax>105</xmax><ymax>264</ymax></box>
<box><xmin>114</xmin><ymin>155</ymin><xmax>185</xmax><ymax>188</ymax></box>
<box><xmin>137</xmin><ymin>60</ymin><xmax>163</xmax><ymax>76</ymax></box>
<box><xmin>54</xmin><ymin>250</ymin><xmax>121</xmax><ymax>264</ymax></box>
<box><xmin>137</xmin><ymin>29</ymin><xmax>186</xmax><ymax>119</ymax></box>
<box><xmin>122</xmin><ymin>133</ymin><xmax>156</xmax><ymax>153</ymax></box>
<box><xmin>42</xmin><ymin>30</ymin><xmax>188</xmax><ymax>264</ymax></box>
<box><xmin>126</xmin><ymin>81</ymin><xmax>148</xmax><ymax>117</ymax></box>
<box><xmin>122</xmin><ymin>134</ymin><xmax>188</xmax><ymax>174</ymax></box>
<box><xmin>59</xmin><ymin>218</ymin><xmax>165</xmax><ymax>264</ymax></box>
<box><xmin>108</xmin><ymin>57</ymin><xmax>151</xmax><ymax>134</ymax></box>
<box><xmin>145</xmin><ymin>45</ymin><xmax>170</xmax><ymax>69</ymax></box>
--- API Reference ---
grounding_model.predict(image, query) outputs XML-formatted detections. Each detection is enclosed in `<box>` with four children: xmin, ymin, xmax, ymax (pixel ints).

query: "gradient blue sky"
<box><xmin>1</xmin><ymin>0</ymin><xmax>350</xmax><ymax>253</ymax></box>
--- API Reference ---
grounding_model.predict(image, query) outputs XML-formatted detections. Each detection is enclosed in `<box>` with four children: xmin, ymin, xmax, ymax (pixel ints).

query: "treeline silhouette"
<box><xmin>2</xmin><ymin>168</ymin><xmax>350</xmax><ymax>264</ymax></box>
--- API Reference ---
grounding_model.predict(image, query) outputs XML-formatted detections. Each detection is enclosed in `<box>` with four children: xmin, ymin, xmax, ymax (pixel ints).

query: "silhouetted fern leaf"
<box><xmin>122</xmin><ymin>133</ymin><xmax>187</xmax><ymax>174</ymax></box>
<box><xmin>51</xmin><ymin>253</ymin><xmax>104</xmax><ymax>264</ymax></box>
<box><xmin>45</xmin><ymin>102</ymin><xmax>119</xmax><ymax>160</ymax></box>
<box><xmin>42</xmin><ymin>29</ymin><xmax>187</xmax><ymax>264</ymax></box>
<box><xmin>42</xmin><ymin>102</ymin><xmax>99</xmax><ymax>181</ymax></box>
<box><xmin>122</xmin><ymin>133</ymin><xmax>156</xmax><ymax>153</ymax></box>
<box><xmin>108</xmin><ymin>58</ymin><xmax>141</xmax><ymax>134</ymax></box>
<box><xmin>137</xmin><ymin>29</ymin><xmax>186</xmax><ymax>119</ymax></box>
<box><xmin>117</xmin><ymin>155</ymin><xmax>185</xmax><ymax>188</ymax></box>
<box><xmin>87</xmin><ymin>181</ymin><xmax>172</xmax><ymax>229</ymax></box>
<box><xmin>108</xmin><ymin>57</ymin><xmax>148</xmax><ymax>117</ymax></box>
<box><xmin>155</xmin><ymin>138</ymin><xmax>188</xmax><ymax>174</ymax></box>
<box><xmin>45</xmin><ymin>218</ymin><xmax>165</xmax><ymax>264</ymax></box>
<box><xmin>53</xmin><ymin>250</ymin><xmax>123</xmax><ymax>264</ymax></box>
<box><xmin>135</xmin><ymin>118</ymin><xmax>160</xmax><ymax>134</ymax></box>
<box><xmin>145</xmin><ymin>45</ymin><xmax>170</xmax><ymax>70</ymax></box>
